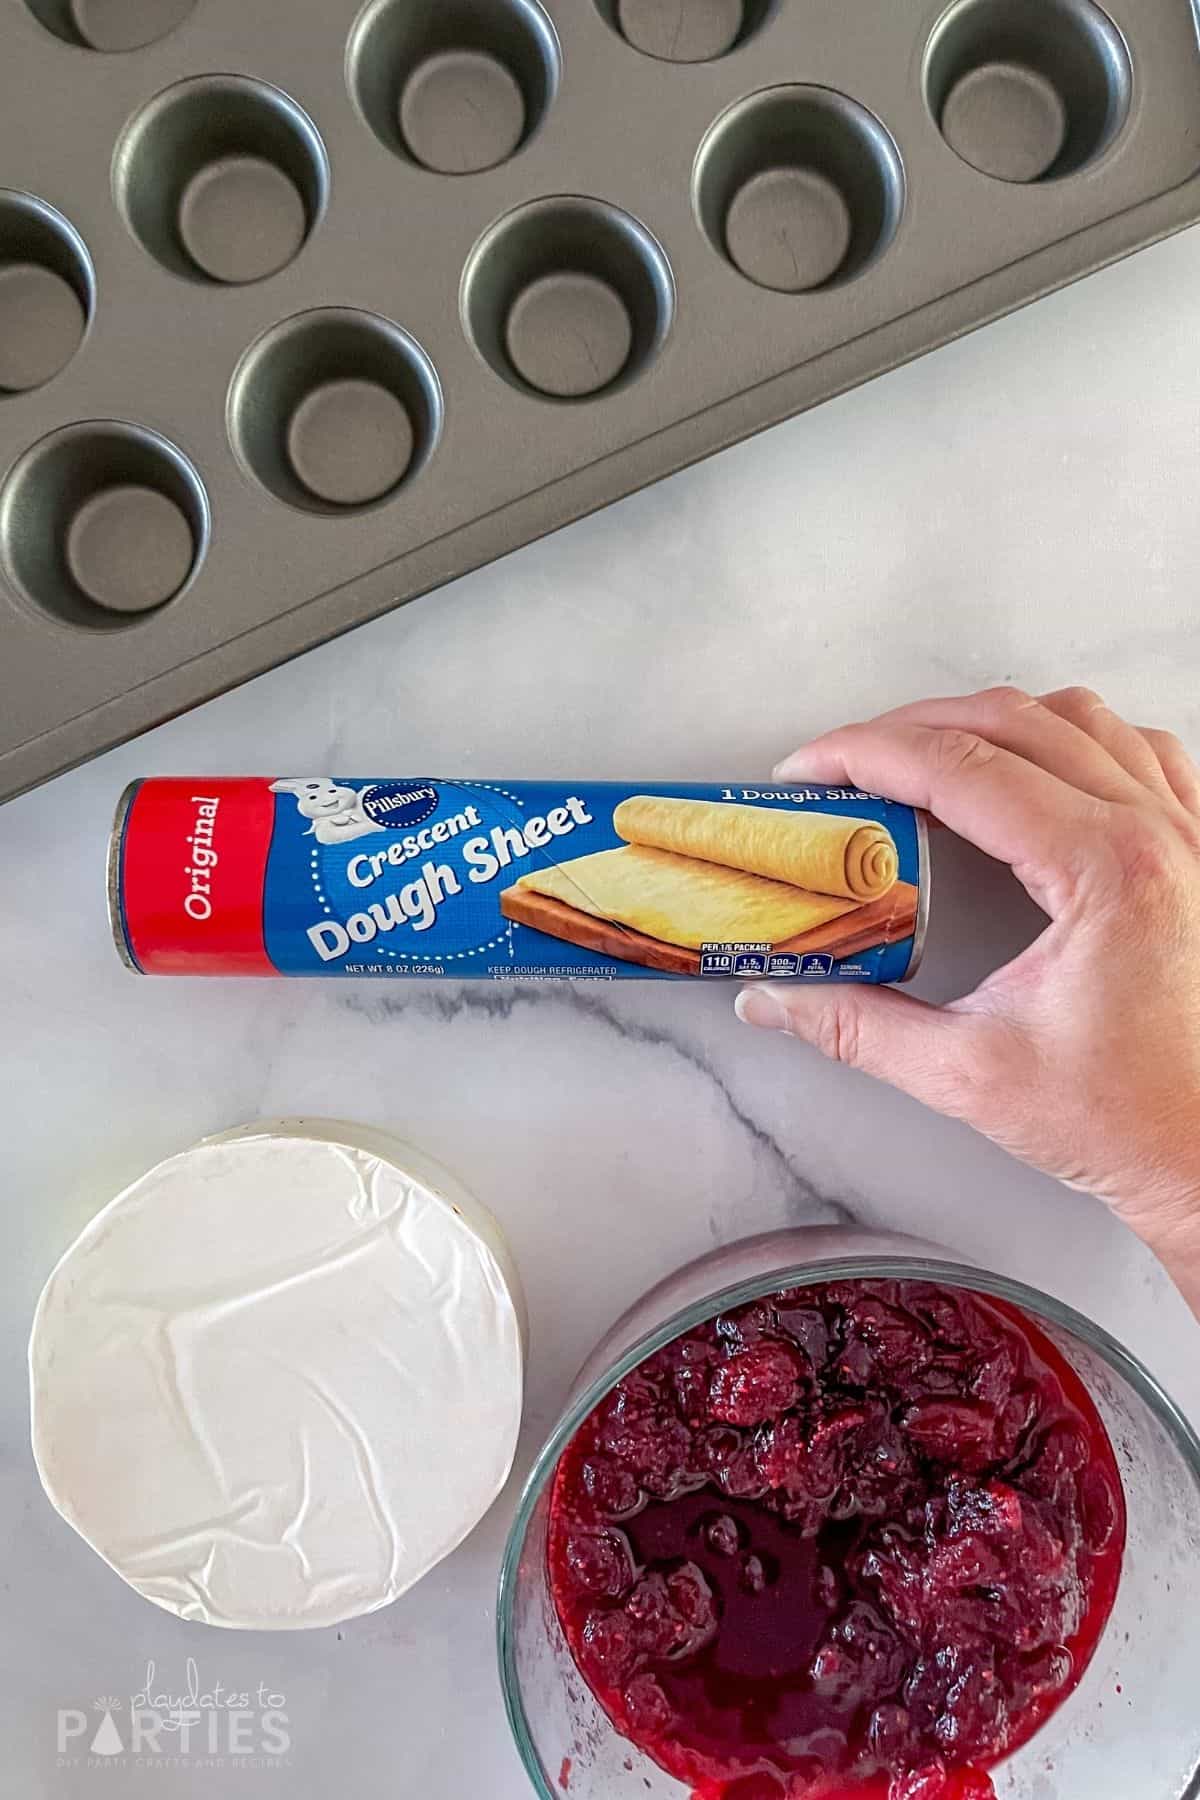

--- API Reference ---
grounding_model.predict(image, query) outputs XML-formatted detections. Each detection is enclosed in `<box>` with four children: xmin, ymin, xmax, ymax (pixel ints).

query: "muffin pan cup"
<box><xmin>1</xmin><ymin>0</ymin><xmax>1199</xmax><ymax>799</ymax></box>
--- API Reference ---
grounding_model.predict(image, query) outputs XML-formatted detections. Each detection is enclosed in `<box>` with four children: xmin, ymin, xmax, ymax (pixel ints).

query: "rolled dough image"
<box><xmin>513</xmin><ymin>843</ymin><xmax>860</xmax><ymax>951</ymax></box>
<box><xmin>612</xmin><ymin>796</ymin><xmax>897</xmax><ymax>900</ymax></box>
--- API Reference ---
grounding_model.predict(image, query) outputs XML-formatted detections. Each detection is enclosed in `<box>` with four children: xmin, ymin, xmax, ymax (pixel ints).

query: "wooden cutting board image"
<box><xmin>500</xmin><ymin>882</ymin><xmax>920</xmax><ymax>976</ymax></box>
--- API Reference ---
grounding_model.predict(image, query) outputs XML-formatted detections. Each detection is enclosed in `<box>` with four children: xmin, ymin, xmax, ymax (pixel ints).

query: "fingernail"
<box><xmin>735</xmin><ymin>985</ymin><xmax>790</xmax><ymax>1032</ymax></box>
<box><xmin>771</xmin><ymin>754</ymin><xmax>806</xmax><ymax>782</ymax></box>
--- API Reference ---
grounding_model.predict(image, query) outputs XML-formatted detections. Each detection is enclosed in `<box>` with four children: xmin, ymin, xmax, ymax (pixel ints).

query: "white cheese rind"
<box><xmin>29</xmin><ymin>1119</ymin><xmax>526</xmax><ymax>1630</ymax></box>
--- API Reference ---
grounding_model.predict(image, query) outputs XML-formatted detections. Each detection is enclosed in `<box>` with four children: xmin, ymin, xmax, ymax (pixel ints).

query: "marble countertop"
<box><xmin>3</xmin><ymin>225</ymin><xmax>1200</xmax><ymax>1798</ymax></box>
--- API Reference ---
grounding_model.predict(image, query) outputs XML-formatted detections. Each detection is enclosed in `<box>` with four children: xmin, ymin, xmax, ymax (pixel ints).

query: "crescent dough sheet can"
<box><xmin>109</xmin><ymin>778</ymin><xmax>930</xmax><ymax>982</ymax></box>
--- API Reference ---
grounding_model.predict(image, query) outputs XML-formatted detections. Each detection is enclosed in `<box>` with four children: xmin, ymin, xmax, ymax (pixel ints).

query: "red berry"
<box><xmin>902</xmin><ymin>1399</ymin><xmax>997</xmax><ymax>1469</ymax></box>
<box><xmin>580</xmin><ymin>1456</ymin><xmax>642</xmax><ymax>1519</ymax></box>
<box><xmin>969</xmin><ymin>1346</ymin><xmax>1014</xmax><ymax>1411</ymax></box>
<box><xmin>756</xmin><ymin>1409</ymin><xmax>866</xmax><ymax>1504</ymax></box>
<box><xmin>704</xmin><ymin>1513</ymin><xmax>742</xmax><ymax>1558</ymax></box>
<box><xmin>700</xmin><ymin>1425</ymin><xmax>770</xmax><ymax>1499</ymax></box>
<box><xmin>850</xmin><ymin>1296</ymin><xmax>934</xmax><ymax>1375</ymax></box>
<box><xmin>622</xmin><ymin>1673</ymin><xmax>672</xmax><ymax>1736</ymax></box>
<box><xmin>740</xmin><ymin>1553</ymin><xmax>768</xmax><ymax>1595</ymax></box>
<box><xmin>668</xmin><ymin>1563</ymin><xmax>717</xmax><ymax>1636</ymax></box>
<box><xmin>715</xmin><ymin>1302</ymin><xmax>778</xmax><ymax>1349</ymax></box>
<box><xmin>673</xmin><ymin>1363</ymin><xmax>710</xmax><ymax>1425</ymax></box>
<box><xmin>775</xmin><ymin>1304</ymin><xmax>830</xmax><ymax>1367</ymax></box>
<box><xmin>868</xmin><ymin>1703</ymin><xmax>918</xmax><ymax>1764</ymax></box>
<box><xmin>565</xmin><ymin>1528</ymin><xmax>634</xmax><ymax>1598</ymax></box>
<box><xmin>1080</xmin><ymin>1466</ymin><xmax>1120</xmax><ymax>1553</ymax></box>
<box><xmin>580</xmin><ymin>1608</ymin><xmax>638</xmax><ymax>1687</ymax></box>
<box><xmin>709</xmin><ymin>1342</ymin><xmax>805</xmax><ymax>1427</ymax></box>
<box><xmin>815</xmin><ymin>1563</ymin><xmax>841</xmax><ymax>1611</ymax></box>
<box><xmin>625</xmin><ymin>1565</ymin><xmax>716</xmax><ymax>1662</ymax></box>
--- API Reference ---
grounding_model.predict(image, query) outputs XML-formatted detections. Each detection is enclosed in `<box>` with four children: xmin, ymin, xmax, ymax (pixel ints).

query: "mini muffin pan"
<box><xmin>2</xmin><ymin>0</ymin><xmax>1199</xmax><ymax>798</ymax></box>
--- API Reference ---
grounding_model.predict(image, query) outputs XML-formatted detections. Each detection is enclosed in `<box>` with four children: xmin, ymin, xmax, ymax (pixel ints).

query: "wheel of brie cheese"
<box><xmin>29</xmin><ymin>1120</ymin><xmax>526</xmax><ymax>1630</ymax></box>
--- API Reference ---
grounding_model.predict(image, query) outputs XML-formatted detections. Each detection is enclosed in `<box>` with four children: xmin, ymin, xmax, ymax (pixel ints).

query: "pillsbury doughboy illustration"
<box><xmin>268</xmin><ymin>779</ymin><xmax>383</xmax><ymax>846</ymax></box>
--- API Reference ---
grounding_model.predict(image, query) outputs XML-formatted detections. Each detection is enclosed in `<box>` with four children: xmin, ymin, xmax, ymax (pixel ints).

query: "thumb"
<box><xmin>734</xmin><ymin>981</ymin><xmax>986</xmax><ymax>1120</ymax></box>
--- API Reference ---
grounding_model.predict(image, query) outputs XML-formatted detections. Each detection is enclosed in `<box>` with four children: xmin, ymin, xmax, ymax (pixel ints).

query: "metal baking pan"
<box><xmin>2</xmin><ymin>0</ymin><xmax>1199</xmax><ymax>801</ymax></box>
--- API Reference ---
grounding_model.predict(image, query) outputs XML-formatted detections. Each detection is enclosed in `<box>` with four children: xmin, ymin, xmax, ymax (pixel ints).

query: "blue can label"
<box><xmin>113</xmin><ymin>778</ymin><xmax>929</xmax><ymax>982</ymax></box>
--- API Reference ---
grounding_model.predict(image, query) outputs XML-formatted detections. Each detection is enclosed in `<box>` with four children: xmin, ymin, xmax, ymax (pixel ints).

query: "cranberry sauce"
<box><xmin>547</xmin><ymin>1281</ymin><xmax>1125</xmax><ymax>1800</ymax></box>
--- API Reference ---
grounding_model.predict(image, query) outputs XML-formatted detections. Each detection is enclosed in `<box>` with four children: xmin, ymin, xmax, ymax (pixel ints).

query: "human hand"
<box><xmin>735</xmin><ymin>687</ymin><xmax>1200</xmax><ymax>1316</ymax></box>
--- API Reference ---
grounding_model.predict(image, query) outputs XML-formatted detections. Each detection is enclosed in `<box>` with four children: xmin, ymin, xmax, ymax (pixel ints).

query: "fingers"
<box><xmin>1137</xmin><ymin>726</ymin><xmax>1200</xmax><ymax>816</ymax></box>
<box><xmin>773</xmin><ymin>716</ymin><xmax>1106</xmax><ymax>914</ymax></box>
<box><xmin>853</xmin><ymin>687</ymin><xmax>1144</xmax><ymax>806</ymax></box>
<box><xmin>1038</xmin><ymin>686</ymin><xmax>1177</xmax><ymax>801</ymax></box>
<box><xmin>734</xmin><ymin>982</ymin><xmax>1007</xmax><ymax>1122</ymax></box>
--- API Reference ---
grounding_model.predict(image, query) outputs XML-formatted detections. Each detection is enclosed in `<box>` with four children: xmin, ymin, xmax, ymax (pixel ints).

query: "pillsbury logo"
<box><xmin>359</xmin><ymin>782</ymin><xmax>439</xmax><ymax>831</ymax></box>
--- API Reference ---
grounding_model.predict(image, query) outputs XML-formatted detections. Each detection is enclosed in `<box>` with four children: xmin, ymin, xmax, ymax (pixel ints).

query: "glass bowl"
<box><xmin>498</xmin><ymin>1226</ymin><xmax>1200</xmax><ymax>1799</ymax></box>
